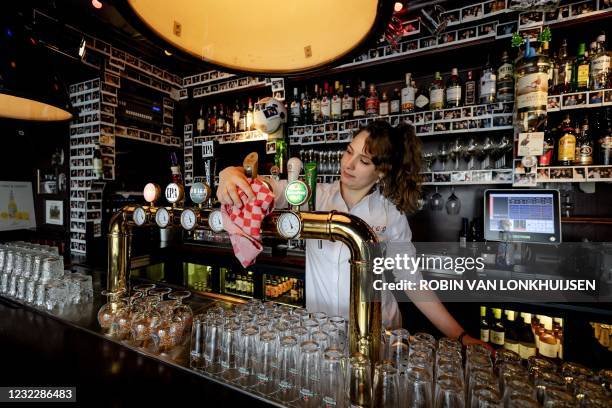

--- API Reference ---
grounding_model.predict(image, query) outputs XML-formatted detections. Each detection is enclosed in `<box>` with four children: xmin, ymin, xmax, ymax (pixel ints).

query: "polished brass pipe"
<box><xmin>108</xmin><ymin>208</ymin><xmax>381</xmax><ymax>360</ymax></box>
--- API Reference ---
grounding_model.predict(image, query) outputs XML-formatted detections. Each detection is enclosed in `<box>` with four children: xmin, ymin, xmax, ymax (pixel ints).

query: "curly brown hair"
<box><xmin>362</xmin><ymin>120</ymin><xmax>423</xmax><ymax>214</ymax></box>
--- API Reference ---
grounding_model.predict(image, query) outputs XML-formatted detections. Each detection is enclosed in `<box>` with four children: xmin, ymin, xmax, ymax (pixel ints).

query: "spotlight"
<box><xmin>163</xmin><ymin>49</ymin><xmax>172</xmax><ymax>56</ymax></box>
<box><xmin>394</xmin><ymin>2</ymin><xmax>404</xmax><ymax>12</ymax></box>
<box><xmin>78</xmin><ymin>37</ymin><xmax>86</xmax><ymax>58</ymax></box>
<box><xmin>91</xmin><ymin>0</ymin><xmax>103</xmax><ymax>10</ymax></box>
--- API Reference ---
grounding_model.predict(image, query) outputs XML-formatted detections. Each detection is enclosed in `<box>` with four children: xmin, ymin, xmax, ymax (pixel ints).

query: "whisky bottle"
<box><xmin>574</xmin><ymin>116</ymin><xmax>593</xmax><ymax>165</ymax></box>
<box><xmin>331</xmin><ymin>81</ymin><xmax>342</xmax><ymax>121</ymax></box>
<box><xmin>353</xmin><ymin>81</ymin><xmax>366</xmax><ymax>118</ymax></box>
<box><xmin>216</xmin><ymin>104</ymin><xmax>226</xmax><ymax>134</ymax></box>
<box><xmin>209</xmin><ymin>105</ymin><xmax>217</xmax><ymax>135</ymax></box>
<box><xmin>429</xmin><ymin>71</ymin><xmax>445</xmax><ymax>110</ymax></box>
<box><xmin>497</xmin><ymin>51</ymin><xmax>514</xmax><ymax>102</ymax></box>
<box><xmin>490</xmin><ymin>308</ymin><xmax>505</xmax><ymax>348</ymax></box>
<box><xmin>591</xmin><ymin>32</ymin><xmax>610</xmax><ymax>90</ymax></box>
<box><xmin>518</xmin><ymin>313</ymin><xmax>537</xmax><ymax>359</ymax></box>
<box><xmin>390</xmin><ymin>88</ymin><xmax>401</xmax><ymax>114</ymax></box>
<box><xmin>479</xmin><ymin>57</ymin><xmax>497</xmax><ymax>104</ymax></box>
<box><xmin>572</xmin><ymin>43</ymin><xmax>590</xmax><ymax>91</ymax></box>
<box><xmin>401</xmin><ymin>73</ymin><xmax>416</xmax><ymax>113</ymax></box>
<box><xmin>480</xmin><ymin>306</ymin><xmax>490</xmax><ymax>343</ymax></box>
<box><xmin>366</xmin><ymin>83</ymin><xmax>379</xmax><ymax>117</ymax></box>
<box><xmin>379</xmin><ymin>91</ymin><xmax>389</xmax><ymax>116</ymax></box>
<box><xmin>557</xmin><ymin>39</ymin><xmax>573</xmax><ymax>94</ymax></box>
<box><xmin>445</xmin><ymin>68</ymin><xmax>462</xmax><ymax>108</ymax></box>
<box><xmin>341</xmin><ymin>81</ymin><xmax>353</xmax><ymax>120</ymax></box>
<box><xmin>311</xmin><ymin>84</ymin><xmax>322</xmax><ymax>123</ymax></box>
<box><xmin>300</xmin><ymin>91</ymin><xmax>311</xmax><ymax>125</ymax></box>
<box><xmin>557</xmin><ymin>115</ymin><xmax>576</xmax><ymax>166</ymax></box>
<box><xmin>464</xmin><ymin>70</ymin><xmax>476</xmax><ymax>105</ymax></box>
<box><xmin>320</xmin><ymin>82</ymin><xmax>331</xmax><ymax>122</ymax></box>
<box><xmin>246</xmin><ymin>98</ymin><xmax>254</xmax><ymax>130</ymax></box>
<box><xmin>599</xmin><ymin>108</ymin><xmax>612</xmax><ymax>165</ymax></box>
<box><xmin>196</xmin><ymin>105</ymin><xmax>205</xmax><ymax>135</ymax></box>
<box><xmin>290</xmin><ymin>88</ymin><xmax>301</xmax><ymax>126</ymax></box>
<box><xmin>539</xmin><ymin>125</ymin><xmax>555</xmax><ymax>167</ymax></box>
<box><xmin>415</xmin><ymin>81</ymin><xmax>429</xmax><ymax>112</ymax></box>
<box><xmin>503</xmin><ymin>310</ymin><xmax>520</xmax><ymax>353</ymax></box>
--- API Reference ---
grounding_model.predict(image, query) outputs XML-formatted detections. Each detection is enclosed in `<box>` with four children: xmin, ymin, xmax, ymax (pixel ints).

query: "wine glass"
<box><xmin>482</xmin><ymin>137</ymin><xmax>495</xmax><ymax>169</ymax></box>
<box><xmin>445</xmin><ymin>187</ymin><xmax>461</xmax><ymax>215</ymax></box>
<box><xmin>437</xmin><ymin>143</ymin><xmax>449</xmax><ymax>171</ymax></box>
<box><xmin>422</xmin><ymin>152</ymin><xmax>435</xmax><ymax>173</ymax></box>
<box><xmin>97</xmin><ymin>289</ymin><xmax>126</xmax><ymax>336</ymax></box>
<box><xmin>168</xmin><ymin>290</ymin><xmax>193</xmax><ymax>342</ymax></box>
<box><xmin>430</xmin><ymin>187</ymin><xmax>444</xmax><ymax>211</ymax></box>
<box><xmin>474</xmin><ymin>140</ymin><xmax>487</xmax><ymax>170</ymax></box>
<box><xmin>449</xmin><ymin>140</ymin><xmax>463</xmax><ymax>170</ymax></box>
<box><xmin>463</xmin><ymin>138</ymin><xmax>478</xmax><ymax>170</ymax></box>
<box><xmin>130</xmin><ymin>296</ymin><xmax>161</xmax><ymax>348</ymax></box>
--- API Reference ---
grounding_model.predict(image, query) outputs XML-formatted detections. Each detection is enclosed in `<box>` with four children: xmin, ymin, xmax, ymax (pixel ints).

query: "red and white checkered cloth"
<box><xmin>221</xmin><ymin>178</ymin><xmax>275</xmax><ymax>267</ymax></box>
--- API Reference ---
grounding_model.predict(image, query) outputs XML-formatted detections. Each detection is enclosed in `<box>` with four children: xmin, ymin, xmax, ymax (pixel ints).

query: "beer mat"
<box><xmin>221</xmin><ymin>178</ymin><xmax>275</xmax><ymax>267</ymax></box>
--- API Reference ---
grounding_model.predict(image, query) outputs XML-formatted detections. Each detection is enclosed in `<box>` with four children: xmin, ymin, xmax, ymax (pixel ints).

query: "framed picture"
<box><xmin>45</xmin><ymin>200</ymin><xmax>64</xmax><ymax>226</ymax></box>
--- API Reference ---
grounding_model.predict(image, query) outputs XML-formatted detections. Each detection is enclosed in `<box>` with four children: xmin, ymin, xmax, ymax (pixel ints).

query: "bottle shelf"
<box><xmin>421</xmin><ymin>169</ymin><xmax>513</xmax><ymax>185</ymax></box>
<box><xmin>194</xmin><ymin>129</ymin><xmax>268</xmax><ymax>145</ymax></box>
<box><xmin>536</xmin><ymin>165</ymin><xmax>612</xmax><ymax>183</ymax></box>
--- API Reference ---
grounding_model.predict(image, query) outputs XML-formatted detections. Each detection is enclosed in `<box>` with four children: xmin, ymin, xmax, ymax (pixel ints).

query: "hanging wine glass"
<box><xmin>449</xmin><ymin>140</ymin><xmax>464</xmax><ymax>170</ymax></box>
<box><xmin>429</xmin><ymin>187</ymin><xmax>444</xmax><ymax>211</ymax></box>
<box><xmin>474</xmin><ymin>140</ymin><xmax>487</xmax><ymax>170</ymax></box>
<box><xmin>437</xmin><ymin>143</ymin><xmax>450</xmax><ymax>171</ymax></box>
<box><xmin>482</xmin><ymin>137</ymin><xmax>495</xmax><ymax>169</ymax></box>
<box><xmin>445</xmin><ymin>187</ymin><xmax>461</xmax><ymax>215</ymax></box>
<box><xmin>463</xmin><ymin>138</ymin><xmax>478</xmax><ymax>170</ymax></box>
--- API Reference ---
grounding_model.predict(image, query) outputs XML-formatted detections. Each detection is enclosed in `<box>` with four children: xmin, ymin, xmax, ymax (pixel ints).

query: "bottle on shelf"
<box><xmin>518</xmin><ymin>312</ymin><xmax>537</xmax><ymax>359</ymax></box>
<box><xmin>539</xmin><ymin>124</ymin><xmax>556</xmax><ymax>167</ymax></box>
<box><xmin>557</xmin><ymin>114</ymin><xmax>576</xmax><ymax>166</ymax></box>
<box><xmin>209</xmin><ymin>105</ymin><xmax>217</xmax><ymax>135</ymax></box>
<box><xmin>366</xmin><ymin>83</ymin><xmax>379</xmax><ymax>117</ymax></box>
<box><xmin>445</xmin><ymin>67</ymin><xmax>462</xmax><ymax>108</ymax></box>
<box><xmin>169</xmin><ymin>152</ymin><xmax>182</xmax><ymax>185</ymax></box>
<box><xmin>429</xmin><ymin>71</ymin><xmax>445</xmax><ymax>110</ymax></box>
<box><xmin>599</xmin><ymin>108</ymin><xmax>612</xmax><ymax>165</ymax></box>
<box><xmin>93</xmin><ymin>143</ymin><xmax>103</xmax><ymax>179</ymax></box>
<box><xmin>300</xmin><ymin>91</ymin><xmax>311</xmax><ymax>125</ymax></box>
<box><xmin>353</xmin><ymin>80</ymin><xmax>367</xmax><ymax>118</ymax></box>
<box><xmin>575</xmin><ymin>116</ymin><xmax>594</xmax><ymax>165</ymax></box>
<box><xmin>341</xmin><ymin>81</ymin><xmax>353</xmax><ymax>120</ymax></box>
<box><xmin>239</xmin><ymin>102</ymin><xmax>247</xmax><ymax>131</ymax></box>
<box><xmin>320</xmin><ymin>82</ymin><xmax>331</xmax><ymax>122</ymax></box>
<box><xmin>572</xmin><ymin>43</ymin><xmax>590</xmax><ymax>91</ymax></box>
<box><xmin>537</xmin><ymin>316</ymin><xmax>559</xmax><ymax>362</ymax></box>
<box><xmin>290</xmin><ymin>88</ymin><xmax>301</xmax><ymax>126</ymax></box>
<box><xmin>497</xmin><ymin>51</ymin><xmax>514</xmax><ymax>102</ymax></box>
<box><xmin>504</xmin><ymin>310</ymin><xmax>520</xmax><ymax>353</ymax></box>
<box><xmin>331</xmin><ymin>81</ymin><xmax>342</xmax><ymax>121</ymax></box>
<box><xmin>390</xmin><ymin>88</ymin><xmax>401</xmax><ymax>115</ymax></box>
<box><xmin>549</xmin><ymin>52</ymin><xmax>559</xmax><ymax>93</ymax></box>
<box><xmin>459</xmin><ymin>218</ymin><xmax>469</xmax><ymax>249</ymax></box>
<box><xmin>464</xmin><ymin>70</ymin><xmax>477</xmax><ymax>106</ymax></box>
<box><xmin>246</xmin><ymin>98</ymin><xmax>254</xmax><ymax>130</ymax></box>
<box><xmin>379</xmin><ymin>91</ymin><xmax>389</xmax><ymax>116</ymax></box>
<box><xmin>196</xmin><ymin>105</ymin><xmax>205</xmax><ymax>135</ymax></box>
<box><xmin>401</xmin><ymin>72</ymin><xmax>416</xmax><ymax>113</ymax></box>
<box><xmin>479</xmin><ymin>56</ymin><xmax>497</xmax><ymax>104</ymax></box>
<box><xmin>232</xmin><ymin>101</ymin><xmax>241</xmax><ymax>133</ymax></box>
<box><xmin>490</xmin><ymin>308</ymin><xmax>505</xmax><ymax>349</ymax></box>
<box><xmin>591</xmin><ymin>32</ymin><xmax>610</xmax><ymax>90</ymax></box>
<box><xmin>216</xmin><ymin>104</ymin><xmax>226</xmax><ymax>134</ymax></box>
<box><xmin>415</xmin><ymin>81</ymin><xmax>429</xmax><ymax>112</ymax></box>
<box><xmin>311</xmin><ymin>84</ymin><xmax>322</xmax><ymax>123</ymax></box>
<box><xmin>557</xmin><ymin>39</ymin><xmax>573</xmax><ymax>94</ymax></box>
<box><xmin>480</xmin><ymin>306</ymin><xmax>490</xmax><ymax>343</ymax></box>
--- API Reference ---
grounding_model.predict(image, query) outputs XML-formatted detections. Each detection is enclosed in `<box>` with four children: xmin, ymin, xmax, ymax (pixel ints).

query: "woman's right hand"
<box><xmin>216</xmin><ymin>166</ymin><xmax>255</xmax><ymax>208</ymax></box>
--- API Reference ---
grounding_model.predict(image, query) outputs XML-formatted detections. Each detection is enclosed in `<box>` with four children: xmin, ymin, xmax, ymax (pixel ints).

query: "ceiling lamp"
<box><xmin>0</xmin><ymin>13</ymin><xmax>73</xmax><ymax>121</ymax></box>
<box><xmin>119</xmin><ymin>0</ymin><xmax>394</xmax><ymax>75</ymax></box>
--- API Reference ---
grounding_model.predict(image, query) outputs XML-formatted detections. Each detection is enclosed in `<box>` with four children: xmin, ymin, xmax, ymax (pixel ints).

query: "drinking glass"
<box><xmin>311</xmin><ymin>331</ymin><xmax>329</xmax><ymax>354</ymax></box>
<box><xmin>445</xmin><ymin>187</ymin><xmax>461</xmax><ymax>215</ymax></box>
<box><xmin>534</xmin><ymin>371</ymin><xmax>565</xmax><ymax>404</ymax></box>
<box><xmin>450</xmin><ymin>140</ymin><xmax>464</xmax><ymax>170</ymax></box>
<box><xmin>291</xmin><ymin>326</ymin><xmax>309</xmax><ymax>345</ymax></box>
<box><xmin>423</xmin><ymin>151</ymin><xmax>435</xmax><ymax>172</ymax></box>
<box><xmin>506</xmin><ymin>394</ymin><xmax>540</xmax><ymax>408</ymax></box>
<box><xmin>435</xmin><ymin>375</ymin><xmax>465</xmax><ymax>408</ymax></box>
<box><xmin>373</xmin><ymin>361</ymin><xmax>401</xmax><ymax>408</ymax></box>
<box><xmin>467</xmin><ymin>369</ymin><xmax>496</xmax><ymax>407</ymax></box>
<box><xmin>203</xmin><ymin>317</ymin><xmax>224</xmax><ymax>374</ymax></box>
<box><xmin>402</xmin><ymin>366</ymin><xmax>433</xmax><ymax>408</ymax></box>
<box><xmin>482</xmin><ymin>137</ymin><xmax>495</xmax><ymax>169</ymax></box>
<box><xmin>320</xmin><ymin>322</ymin><xmax>341</xmax><ymax>349</ymax></box>
<box><xmin>542</xmin><ymin>388</ymin><xmax>576</xmax><ymax>408</ymax></box>
<box><xmin>97</xmin><ymin>289</ymin><xmax>126</xmax><ymax>335</ymax></box>
<box><xmin>115</xmin><ymin>292</ymin><xmax>142</xmax><ymax>340</ymax></box>
<box><xmin>276</xmin><ymin>335</ymin><xmax>300</xmax><ymax>403</ymax></box>
<box><xmin>302</xmin><ymin>319</ymin><xmax>319</xmax><ymax>338</ymax></box>
<box><xmin>347</xmin><ymin>353</ymin><xmax>372</xmax><ymax>408</ymax></box>
<box><xmin>130</xmin><ymin>296</ymin><xmax>161</xmax><ymax>348</ymax></box>
<box><xmin>254</xmin><ymin>330</ymin><xmax>278</xmax><ymax>395</ymax></box>
<box><xmin>329</xmin><ymin>316</ymin><xmax>347</xmax><ymax>348</ymax></box>
<box><xmin>219</xmin><ymin>321</ymin><xmax>241</xmax><ymax>380</ymax></box>
<box><xmin>463</xmin><ymin>138</ymin><xmax>478</xmax><ymax>170</ymax></box>
<box><xmin>236</xmin><ymin>326</ymin><xmax>259</xmax><ymax>387</ymax></box>
<box><xmin>320</xmin><ymin>348</ymin><xmax>345</xmax><ymax>407</ymax></box>
<box><xmin>430</xmin><ymin>187</ymin><xmax>444</xmax><ymax>211</ymax></box>
<box><xmin>190</xmin><ymin>314</ymin><xmax>206</xmax><ymax>369</ymax></box>
<box><xmin>168</xmin><ymin>290</ymin><xmax>193</xmax><ymax>341</ymax></box>
<box><xmin>297</xmin><ymin>340</ymin><xmax>321</xmax><ymax>406</ymax></box>
<box><xmin>438</xmin><ymin>143</ymin><xmax>450</xmax><ymax>171</ymax></box>
<box><xmin>387</xmin><ymin>328</ymin><xmax>410</xmax><ymax>367</ymax></box>
<box><xmin>502</xmin><ymin>378</ymin><xmax>535</xmax><ymax>406</ymax></box>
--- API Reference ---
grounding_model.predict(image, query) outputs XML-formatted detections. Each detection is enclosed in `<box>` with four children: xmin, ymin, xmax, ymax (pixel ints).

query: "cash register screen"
<box><xmin>483</xmin><ymin>189</ymin><xmax>561</xmax><ymax>243</ymax></box>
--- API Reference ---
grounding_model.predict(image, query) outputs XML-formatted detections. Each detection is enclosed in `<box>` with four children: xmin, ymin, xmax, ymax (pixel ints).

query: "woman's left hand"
<box><xmin>461</xmin><ymin>334</ymin><xmax>495</xmax><ymax>353</ymax></box>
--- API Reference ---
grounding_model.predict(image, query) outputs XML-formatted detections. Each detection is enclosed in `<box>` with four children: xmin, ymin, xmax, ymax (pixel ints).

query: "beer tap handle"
<box><xmin>287</xmin><ymin>157</ymin><xmax>303</xmax><ymax>183</ymax></box>
<box><xmin>243</xmin><ymin>152</ymin><xmax>258</xmax><ymax>179</ymax></box>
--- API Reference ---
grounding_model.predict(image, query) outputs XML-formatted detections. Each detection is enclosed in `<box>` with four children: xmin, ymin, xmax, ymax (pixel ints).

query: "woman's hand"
<box><xmin>461</xmin><ymin>334</ymin><xmax>495</xmax><ymax>353</ymax></box>
<box><xmin>216</xmin><ymin>166</ymin><xmax>255</xmax><ymax>208</ymax></box>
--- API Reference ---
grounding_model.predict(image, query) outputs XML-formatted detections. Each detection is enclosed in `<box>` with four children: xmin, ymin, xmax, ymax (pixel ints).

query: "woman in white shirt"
<box><xmin>218</xmin><ymin>120</ymin><xmax>487</xmax><ymax>348</ymax></box>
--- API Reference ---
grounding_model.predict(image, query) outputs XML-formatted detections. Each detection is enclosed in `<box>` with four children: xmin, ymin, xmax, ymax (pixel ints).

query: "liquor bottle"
<box><xmin>196</xmin><ymin>105</ymin><xmax>205</xmax><ymax>135</ymax></box>
<box><xmin>497</xmin><ymin>51</ymin><xmax>514</xmax><ymax>102</ymax></box>
<box><xmin>415</xmin><ymin>81</ymin><xmax>429</xmax><ymax>112</ymax></box>
<box><xmin>379</xmin><ymin>91</ymin><xmax>389</xmax><ymax>116</ymax></box>
<box><xmin>549</xmin><ymin>52</ymin><xmax>559</xmax><ymax>93</ymax></box>
<box><xmin>320</xmin><ymin>82</ymin><xmax>331</xmax><ymax>122</ymax></box>
<box><xmin>539</xmin><ymin>124</ymin><xmax>555</xmax><ymax>167</ymax></box>
<box><xmin>518</xmin><ymin>313</ymin><xmax>537</xmax><ymax>359</ymax></box>
<box><xmin>480</xmin><ymin>306</ymin><xmax>490</xmax><ymax>343</ymax></box>
<box><xmin>572</xmin><ymin>43</ymin><xmax>590</xmax><ymax>91</ymax></box>
<box><xmin>311</xmin><ymin>84</ymin><xmax>322</xmax><ymax>123</ymax></box>
<box><xmin>479</xmin><ymin>57</ymin><xmax>497</xmax><ymax>104</ymax></box>
<box><xmin>232</xmin><ymin>101</ymin><xmax>241</xmax><ymax>133</ymax></box>
<box><xmin>401</xmin><ymin>73</ymin><xmax>416</xmax><ymax>113</ymax></box>
<box><xmin>464</xmin><ymin>70</ymin><xmax>477</xmax><ymax>105</ymax></box>
<box><xmin>490</xmin><ymin>308</ymin><xmax>505</xmax><ymax>348</ymax></box>
<box><xmin>459</xmin><ymin>218</ymin><xmax>469</xmax><ymax>249</ymax></box>
<box><xmin>209</xmin><ymin>105</ymin><xmax>217</xmax><ymax>135</ymax></box>
<box><xmin>169</xmin><ymin>152</ymin><xmax>183</xmax><ymax>185</ymax></box>
<box><xmin>216</xmin><ymin>104</ymin><xmax>226</xmax><ymax>133</ymax></box>
<box><xmin>353</xmin><ymin>81</ymin><xmax>367</xmax><ymax>118</ymax></box>
<box><xmin>503</xmin><ymin>310</ymin><xmax>520</xmax><ymax>353</ymax></box>
<box><xmin>429</xmin><ymin>71</ymin><xmax>445</xmax><ymax>110</ymax></box>
<box><xmin>366</xmin><ymin>83</ymin><xmax>379</xmax><ymax>117</ymax></box>
<box><xmin>537</xmin><ymin>316</ymin><xmax>559</xmax><ymax>362</ymax></box>
<box><xmin>558</xmin><ymin>39</ymin><xmax>573</xmax><ymax>94</ymax></box>
<box><xmin>390</xmin><ymin>88</ymin><xmax>401</xmax><ymax>114</ymax></box>
<box><xmin>341</xmin><ymin>81</ymin><xmax>353</xmax><ymax>120</ymax></box>
<box><xmin>7</xmin><ymin>189</ymin><xmax>17</xmax><ymax>219</ymax></box>
<box><xmin>445</xmin><ymin>68</ymin><xmax>462</xmax><ymax>108</ymax></box>
<box><xmin>93</xmin><ymin>143</ymin><xmax>103</xmax><ymax>179</ymax></box>
<box><xmin>246</xmin><ymin>98</ymin><xmax>254</xmax><ymax>130</ymax></box>
<box><xmin>591</xmin><ymin>32</ymin><xmax>610</xmax><ymax>90</ymax></box>
<box><xmin>599</xmin><ymin>108</ymin><xmax>612</xmax><ymax>165</ymax></box>
<box><xmin>290</xmin><ymin>88</ymin><xmax>301</xmax><ymax>126</ymax></box>
<box><xmin>557</xmin><ymin>115</ymin><xmax>576</xmax><ymax>166</ymax></box>
<box><xmin>331</xmin><ymin>81</ymin><xmax>342</xmax><ymax>121</ymax></box>
<box><xmin>247</xmin><ymin>272</ymin><xmax>254</xmax><ymax>295</ymax></box>
<box><xmin>300</xmin><ymin>91</ymin><xmax>311</xmax><ymax>125</ymax></box>
<box><xmin>574</xmin><ymin>116</ymin><xmax>594</xmax><ymax>165</ymax></box>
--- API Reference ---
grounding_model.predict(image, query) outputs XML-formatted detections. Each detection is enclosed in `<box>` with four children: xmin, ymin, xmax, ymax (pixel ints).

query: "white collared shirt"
<box><xmin>271</xmin><ymin>180</ymin><xmax>412</xmax><ymax>328</ymax></box>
